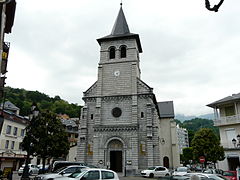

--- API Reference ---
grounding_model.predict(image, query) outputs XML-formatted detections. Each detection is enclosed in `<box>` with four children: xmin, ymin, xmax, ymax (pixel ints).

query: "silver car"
<box><xmin>34</xmin><ymin>165</ymin><xmax>87</xmax><ymax>180</ymax></box>
<box><xmin>54</xmin><ymin>168</ymin><xmax>119</xmax><ymax>180</ymax></box>
<box><xmin>18</xmin><ymin>164</ymin><xmax>39</xmax><ymax>176</ymax></box>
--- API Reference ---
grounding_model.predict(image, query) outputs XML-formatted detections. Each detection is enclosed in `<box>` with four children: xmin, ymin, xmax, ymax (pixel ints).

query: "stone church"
<box><xmin>77</xmin><ymin>5</ymin><xmax>179</xmax><ymax>174</ymax></box>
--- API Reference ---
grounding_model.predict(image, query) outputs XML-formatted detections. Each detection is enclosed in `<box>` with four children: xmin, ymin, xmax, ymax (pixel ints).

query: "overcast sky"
<box><xmin>5</xmin><ymin>0</ymin><xmax>240</xmax><ymax>116</ymax></box>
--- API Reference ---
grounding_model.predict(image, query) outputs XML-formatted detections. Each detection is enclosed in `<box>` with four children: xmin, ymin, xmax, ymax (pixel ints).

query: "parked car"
<box><xmin>222</xmin><ymin>171</ymin><xmax>237</xmax><ymax>180</ymax></box>
<box><xmin>18</xmin><ymin>164</ymin><xmax>39</xmax><ymax>176</ymax></box>
<box><xmin>38</xmin><ymin>164</ymin><xmax>50</xmax><ymax>174</ymax></box>
<box><xmin>172</xmin><ymin>167</ymin><xmax>190</xmax><ymax>176</ymax></box>
<box><xmin>53</xmin><ymin>170</ymin><xmax>87</xmax><ymax>180</ymax></box>
<box><xmin>54</xmin><ymin>168</ymin><xmax>119</xmax><ymax>180</ymax></box>
<box><xmin>141</xmin><ymin>166</ymin><xmax>170</xmax><ymax>178</ymax></box>
<box><xmin>34</xmin><ymin>165</ymin><xmax>87</xmax><ymax>180</ymax></box>
<box><xmin>185</xmin><ymin>173</ymin><xmax>228</xmax><ymax>180</ymax></box>
<box><xmin>203</xmin><ymin>169</ymin><xmax>224</xmax><ymax>175</ymax></box>
<box><xmin>50</xmin><ymin>161</ymin><xmax>87</xmax><ymax>172</ymax></box>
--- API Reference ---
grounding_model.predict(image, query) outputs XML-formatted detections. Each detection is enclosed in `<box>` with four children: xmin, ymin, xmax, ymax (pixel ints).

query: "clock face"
<box><xmin>114</xmin><ymin>70</ymin><xmax>120</xmax><ymax>77</ymax></box>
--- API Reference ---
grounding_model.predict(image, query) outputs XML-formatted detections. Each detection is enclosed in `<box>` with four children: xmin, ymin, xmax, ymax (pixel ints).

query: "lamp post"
<box><xmin>232</xmin><ymin>138</ymin><xmax>237</xmax><ymax>148</ymax></box>
<box><xmin>232</xmin><ymin>135</ymin><xmax>240</xmax><ymax>148</ymax></box>
<box><xmin>21</xmin><ymin>143</ymin><xmax>33</xmax><ymax>180</ymax></box>
<box><xmin>21</xmin><ymin>103</ymin><xmax>39</xmax><ymax>180</ymax></box>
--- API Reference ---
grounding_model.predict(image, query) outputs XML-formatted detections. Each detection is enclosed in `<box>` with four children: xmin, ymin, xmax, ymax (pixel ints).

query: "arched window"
<box><xmin>120</xmin><ymin>46</ymin><xmax>127</xmax><ymax>58</ymax></box>
<box><xmin>109</xmin><ymin>47</ymin><xmax>116</xmax><ymax>59</ymax></box>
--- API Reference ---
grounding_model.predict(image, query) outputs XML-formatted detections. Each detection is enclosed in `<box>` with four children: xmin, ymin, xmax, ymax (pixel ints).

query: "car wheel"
<box><xmin>29</xmin><ymin>171</ymin><xmax>32</xmax><ymax>175</ymax></box>
<box><xmin>18</xmin><ymin>173</ymin><xmax>22</xmax><ymax>176</ymax></box>
<box><xmin>149</xmin><ymin>173</ymin><xmax>154</xmax><ymax>178</ymax></box>
<box><xmin>165</xmin><ymin>173</ymin><xmax>170</xmax><ymax>176</ymax></box>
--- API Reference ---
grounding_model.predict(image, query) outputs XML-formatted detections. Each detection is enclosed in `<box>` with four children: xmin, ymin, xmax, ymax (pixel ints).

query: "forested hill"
<box><xmin>2</xmin><ymin>86</ymin><xmax>82</xmax><ymax>118</ymax></box>
<box><xmin>175</xmin><ymin>118</ymin><xmax>219</xmax><ymax>145</ymax></box>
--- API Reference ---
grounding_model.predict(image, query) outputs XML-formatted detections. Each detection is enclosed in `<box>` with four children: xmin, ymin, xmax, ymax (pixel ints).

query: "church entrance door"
<box><xmin>107</xmin><ymin>139</ymin><xmax>124</xmax><ymax>173</ymax></box>
<box><xmin>110</xmin><ymin>151</ymin><xmax>122</xmax><ymax>172</ymax></box>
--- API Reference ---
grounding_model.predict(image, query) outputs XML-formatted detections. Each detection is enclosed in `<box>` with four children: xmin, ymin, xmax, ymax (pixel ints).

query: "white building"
<box><xmin>176</xmin><ymin>125</ymin><xmax>189</xmax><ymax>154</ymax></box>
<box><xmin>0</xmin><ymin>101</ymin><xmax>28</xmax><ymax>176</ymax></box>
<box><xmin>207</xmin><ymin>93</ymin><xmax>240</xmax><ymax>170</ymax></box>
<box><xmin>158</xmin><ymin>101</ymin><xmax>180</xmax><ymax>169</ymax></box>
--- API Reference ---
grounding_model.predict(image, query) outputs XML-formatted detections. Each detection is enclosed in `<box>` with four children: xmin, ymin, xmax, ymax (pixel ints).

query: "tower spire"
<box><xmin>111</xmin><ymin>4</ymin><xmax>130</xmax><ymax>35</ymax></box>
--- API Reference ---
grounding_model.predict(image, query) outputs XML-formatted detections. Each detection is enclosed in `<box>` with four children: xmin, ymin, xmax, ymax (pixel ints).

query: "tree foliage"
<box><xmin>3</xmin><ymin>86</ymin><xmax>82</xmax><ymax>118</ymax></box>
<box><xmin>181</xmin><ymin>147</ymin><xmax>194</xmax><ymax>165</ymax></box>
<box><xmin>191</xmin><ymin>128</ymin><xmax>225</xmax><ymax>166</ymax></box>
<box><xmin>175</xmin><ymin>118</ymin><xmax>219</xmax><ymax>145</ymax></box>
<box><xmin>22</xmin><ymin>110</ymin><xmax>70</xmax><ymax>172</ymax></box>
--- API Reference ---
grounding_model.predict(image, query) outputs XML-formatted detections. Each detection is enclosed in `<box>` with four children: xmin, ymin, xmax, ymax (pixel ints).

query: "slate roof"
<box><xmin>97</xmin><ymin>6</ymin><xmax>142</xmax><ymax>53</ymax></box>
<box><xmin>0</xmin><ymin>101</ymin><xmax>20</xmax><ymax>111</ymax></box>
<box><xmin>158</xmin><ymin>101</ymin><xmax>175</xmax><ymax>118</ymax></box>
<box><xmin>207</xmin><ymin>93</ymin><xmax>240</xmax><ymax>108</ymax></box>
<box><xmin>61</xmin><ymin>118</ymin><xmax>78</xmax><ymax>127</ymax></box>
<box><xmin>111</xmin><ymin>6</ymin><xmax>130</xmax><ymax>35</ymax></box>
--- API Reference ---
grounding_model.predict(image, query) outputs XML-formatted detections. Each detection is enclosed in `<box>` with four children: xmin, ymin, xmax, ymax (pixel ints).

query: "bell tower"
<box><xmin>96</xmin><ymin>5</ymin><xmax>142</xmax><ymax>97</ymax></box>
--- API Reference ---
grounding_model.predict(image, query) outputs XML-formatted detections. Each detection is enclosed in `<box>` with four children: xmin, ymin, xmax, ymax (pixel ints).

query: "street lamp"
<box><xmin>21</xmin><ymin>103</ymin><xmax>39</xmax><ymax>180</ymax></box>
<box><xmin>236</xmin><ymin>135</ymin><xmax>240</xmax><ymax>148</ymax></box>
<box><xmin>21</xmin><ymin>142</ymin><xmax>33</xmax><ymax>180</ymax></box>
<box><xmin>232</xmin><ymin>138</ymin><xmax>237</xmax><ymax>148</ymax></box>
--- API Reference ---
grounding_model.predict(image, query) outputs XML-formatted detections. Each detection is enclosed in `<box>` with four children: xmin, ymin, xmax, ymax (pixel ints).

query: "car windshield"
<box><xmin>176</xmin><ymin>167</ymin><xmax>188</xmax><ymax>172</ymax></box>
<box><xmin>68</xmin><ymin>170</ymin><xmax>86</xmax><ymax>178</ymax></box>
<box><xmin>54</xmin><ymin>166</ymin><xmax>68</xmax><ymax>173</ymax></box>
<box><xmin>75</xmin><ymin>170</ymin><xmax>88</xmax><ymax>178</ymax></box>
<box><xmin>147</xmin><ymin>167</ymin><xmax>156</xmax><ymax>170</ymax></box>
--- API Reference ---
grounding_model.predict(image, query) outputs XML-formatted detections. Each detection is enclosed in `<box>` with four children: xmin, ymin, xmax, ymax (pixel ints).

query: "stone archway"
<box><xmin>107</xmin><ymin>139</ymin><xmax>123</xmax><ymax>172</ymax></box>
<box><xmin>163</xmin><ymin>156</ymin><xmax>169</xmax><ymax>168</ymax></box>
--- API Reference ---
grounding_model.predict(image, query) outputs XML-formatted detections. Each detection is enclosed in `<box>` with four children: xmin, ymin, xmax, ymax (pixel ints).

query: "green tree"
<box><xmin>22</xmin><ymin>109</ymin><xmax>70</xmax><ymax>173</ymax></box>
<box><xmin>191</xmin><ymin>128</ymin><xmax>225</xmax><ymax>167</ymax></box>
<box><xmin>181</xmin><ymin>147</ymin><xmax>194</xmax><ymax>165</ymax></box>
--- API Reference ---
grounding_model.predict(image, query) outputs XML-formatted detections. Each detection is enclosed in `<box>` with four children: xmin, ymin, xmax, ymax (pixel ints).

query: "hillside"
<box><xmin>175</xmin><ymin>113</ymin><xmax>214</xmax><ymax>122</ymax></box>
<box><xmin>175</xmin><ymin>118</ymin><xmax>219</xmax><ymax>145</ymax></box>
<box><xmin>2</xmin><ymin>86</ymin><xmax>82</xmax><ymax>118</ymax></box>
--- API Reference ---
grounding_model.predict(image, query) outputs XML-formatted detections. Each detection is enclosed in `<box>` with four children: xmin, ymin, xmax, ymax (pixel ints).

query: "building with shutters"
<box><xmin>0</xmin><ymin>101</ymin><xmax>28</xmax><ymax>175</ymax></box>
<box><xmin>207</xmin><ymin>93</ymin><xmax>240</xmax><ymax>171</ymax></box>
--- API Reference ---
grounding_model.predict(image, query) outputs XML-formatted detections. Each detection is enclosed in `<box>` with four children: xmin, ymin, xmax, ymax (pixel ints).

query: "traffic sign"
<box><xmin>199</xmin><ymin>156</ymin><xmax>205</xmax><ymax>163</ymax></box>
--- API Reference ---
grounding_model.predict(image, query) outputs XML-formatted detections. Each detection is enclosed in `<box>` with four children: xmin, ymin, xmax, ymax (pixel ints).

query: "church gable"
<box><xmin>137</xmin><ymin>78</ymin><xmax>153</xmax><ymax>94</ymax></box>
<box><xmin>83</xmin><ymin>81</ymin><xmax>98</xmax><ymax>97</ymax></box>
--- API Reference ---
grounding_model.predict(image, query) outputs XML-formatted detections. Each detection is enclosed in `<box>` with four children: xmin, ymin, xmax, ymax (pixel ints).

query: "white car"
<box><xmin>18</xmin><ymin>164</ymin><xmax>39</xmax><ymax>176</ymax></box>
<box><xmin>34</xmin><ymin>165</ymin><xmax>87</xmax><ymax>180</ymax></box>
<box><xmin>172</xmin><ymin>167</ymin><xmax>190</xmax><ymax>176</ymax></box>
<box><xmin>54</xmin><ymin>168</ymin><xmax>119</xmax><ymax>180</ymax></box>
<box><xmin>141</xmin><ymin>166</ymin><xmax>170</xmax><ymax>178</ymax></box>
<box><xmin>185</xmin><ymin>173</ymin><xmax>227</xmax><ymax>179</ymax></box>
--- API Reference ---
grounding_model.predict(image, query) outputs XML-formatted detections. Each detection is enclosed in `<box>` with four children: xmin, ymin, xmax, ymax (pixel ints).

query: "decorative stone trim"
<box><xmin>102</xmin><ymin>95</ymin><xmax>132</xmax><ymax>101</ymax></box>
<box><xmin>94</xmin><ymin>125</ymin><xmax>138</xmax><ymax>132</ymax></box>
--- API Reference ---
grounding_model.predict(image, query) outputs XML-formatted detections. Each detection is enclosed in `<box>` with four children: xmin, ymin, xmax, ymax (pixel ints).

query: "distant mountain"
<box><xmin>175</xmin><ymin>113</ymin><xmax>214</xmax><ymax>122</ymax></box>
<box><xmin>198</xmin><ymin>113</ymin><xmax>214</xmax><ymax>120</ymax></box>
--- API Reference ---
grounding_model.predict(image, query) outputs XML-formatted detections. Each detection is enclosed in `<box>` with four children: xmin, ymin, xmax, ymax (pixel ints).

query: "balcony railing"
<box><xmin>214</xmin><ymin>114</ymin><xmax>240</xmax><ymax>126</ymax></box>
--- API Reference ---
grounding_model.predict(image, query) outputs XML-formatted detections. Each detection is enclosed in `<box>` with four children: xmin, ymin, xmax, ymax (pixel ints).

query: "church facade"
<box><xmin>77</xmin><ymin>6</ymin><xmax>178</xmax><ymax>174</ymax></box>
